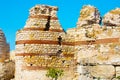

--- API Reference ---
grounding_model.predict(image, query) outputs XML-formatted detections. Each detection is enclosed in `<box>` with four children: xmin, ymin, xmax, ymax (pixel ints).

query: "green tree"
<box><xmin>46</xmin><ymin>68</ymin><xmax>64</xmax><ymax>80</ymax></box>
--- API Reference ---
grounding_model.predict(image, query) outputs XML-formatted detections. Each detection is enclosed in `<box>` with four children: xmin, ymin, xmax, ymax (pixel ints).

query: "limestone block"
<box><xmin>90</xmin><ymin>65</ymin><xmax>115</xmax><ymax>79</ymax></box>
<box><xmin>78</xmin><ymin>75</ymin><xmax>93</xmax><ymax>80</ymax></box>
<box><xmin>77</xmin><ymin>45</ymin><xmax>98</xmax><ymax>59</ymax></box>
<box><xmin>116</xmin><ymin>67</ymin><xmax>120</xmax><ymax>77</ymax></box>
<box><xmin>77</xmin><ymin>65</ymin><xmax>89</xmax><ymax>74</ymax></box>
<box><xmin>109</xmin><ymin>54</ymin><xmax>120</xmax><ymax>65</ymax></box>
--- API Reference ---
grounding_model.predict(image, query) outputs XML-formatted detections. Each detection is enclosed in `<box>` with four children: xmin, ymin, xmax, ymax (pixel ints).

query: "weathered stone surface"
<box><xmin>29</xmin><ymin>5</ymin><xmax>58</xmax><ymax>16</ymax></box>
<box><xmin>24</xmin><ymin>5</ymin><xmax>61</xmax><ymax>29</ymax></box>
<box><xmin>0</xmin><ymin>61</ymin><xmax>15</xmax><ymax>80</ymax></box>
<box><xmin>77</xmin><ymin>5</ymin><xmax>101</xmax><ymax>28</ymax></box>
<box><xmin>16</xmin><ymin>44</ymin><xmax>61</xmax><ymax>54</ymax></box>
<box><xmin>90</xmin><ymin>65</ymin><xmax>115</xmax><ymax>79</ymax></box>
<box><xmin>77</xmin><ymin>65</ymin><xmax>89</xmax><ymax>74</ymax></box>
<box><xmin>78</xmin><ymin>75</ymin><xmax>93</xmax><ymax>80</ymax></box>
<box><xmin>103</xmin><ymin>8</ymin><xmax>120</xmax><ymax>26</ymax></box>
<box><xmin>116</xmin><ymin>67</ymin><xmax>120</xmax><ymax>77</ymax></box>
<box><xmin>109</xmin><ymin>54</ymin><xmax>120</xmax><ymax>65</ymax></box>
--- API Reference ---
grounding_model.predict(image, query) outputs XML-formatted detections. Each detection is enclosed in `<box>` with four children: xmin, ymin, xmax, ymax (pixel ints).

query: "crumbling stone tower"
<box><xmin>0</xmin><ymin>29</ymin><xmax>9</xmax><ymax>61</ymax></box>
<box><xmin>0</xmin><ymin>29</ymin><xmax>14</xmax><ymax>80</ymax></box>
<box><xmin>15</xmin><ymin>5</ymin><xmax>74</xmax><ymax>80</ymax></box>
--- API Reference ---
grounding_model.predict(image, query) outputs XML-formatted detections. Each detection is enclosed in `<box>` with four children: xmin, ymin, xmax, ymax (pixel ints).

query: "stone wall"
<box><xmin>15</xmin><ymin>4</ymin><xmax>120</xmax><ymax>80</ymax></box>
<box><xmin>73</xmin><ymin>5</ymin><xmax>120</xmax><ymax>80</ymax></box>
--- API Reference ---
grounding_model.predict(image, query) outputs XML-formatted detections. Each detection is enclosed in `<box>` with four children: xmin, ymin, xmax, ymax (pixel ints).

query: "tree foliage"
<box><xmin>46</xmin><ymin>68</ymin><xmax>64</xmax><ymax>80</ymax></box>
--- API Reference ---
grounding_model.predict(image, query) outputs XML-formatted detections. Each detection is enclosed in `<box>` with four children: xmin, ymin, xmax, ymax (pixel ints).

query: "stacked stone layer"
<box><xmin>16</xmin><ymin>30</ymin><xmax>65</xmax><ymax>41</ymax></box>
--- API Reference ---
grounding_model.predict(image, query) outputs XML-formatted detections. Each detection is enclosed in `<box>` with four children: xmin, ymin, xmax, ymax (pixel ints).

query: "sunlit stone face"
<box><xmin>77</xmin><ymin>5</ymin><xmax>101</xmax><ymax>27</ymax></box>
<box><xmin>29</xmin><ymin>5</ymin><xmax>58</xmax><ymax>16</ymax></box>
<box><xmin>103</xmin><ymin>8</ymin><xmax>120</xmax><ymax>26</ymax></box>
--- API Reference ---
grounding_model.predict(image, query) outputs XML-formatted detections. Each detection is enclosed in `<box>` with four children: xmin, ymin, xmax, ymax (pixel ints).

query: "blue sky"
<box><xmin>0</xmin><ymin>0</ymin><xmax>120</xmax><ymax>50</ymax></box>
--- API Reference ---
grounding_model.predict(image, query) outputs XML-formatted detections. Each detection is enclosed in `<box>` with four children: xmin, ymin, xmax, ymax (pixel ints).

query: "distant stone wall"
<box><xmin>0</xmin><ymin>29</ymin><xmax>15</xmax><ymax>80</ymax></box>
<box><xmin>0</xmin><ymin>29</ymin><xmax>10</xmax><ymax>61</ymax></box>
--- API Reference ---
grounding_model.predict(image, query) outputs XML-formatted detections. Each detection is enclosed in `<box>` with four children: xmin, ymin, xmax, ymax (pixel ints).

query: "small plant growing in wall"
<box><xmin>46</xmin><ymin>68</ymin><xmax>64</xmax><ymax>80</ymax></box>
<box><xmin>116</xmin><ymin>76</ymin><xmax>120</xmax><ymax>79</ymax></box>
<box><xmin>97</xmin><ymin>77</ymin><xmax>101</xmax><ymax>80</ymax></box>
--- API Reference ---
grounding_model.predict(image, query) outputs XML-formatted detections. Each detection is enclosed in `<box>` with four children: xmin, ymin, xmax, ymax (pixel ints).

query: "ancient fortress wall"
<box><xmin>15</xmin><ymin>5</ymin><xmax>74</xmax><ymax>80</ymax></box>
<box><xmin>70</xmin><ymin>5</ymin><xmax>120</xmax><ymax>80</ymax></box>
<box><xmin>15</xmin><ymin>4</ymin><xmax>120</xmax><ymax>80</ymax></box>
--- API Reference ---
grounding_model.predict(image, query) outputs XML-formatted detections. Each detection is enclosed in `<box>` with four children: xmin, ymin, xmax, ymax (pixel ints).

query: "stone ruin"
<box><xmin>14</xmin><ymin>4</ymin><xmax>120</xmax><ymax>80</ymax></box>
<box><xmin>0</xmin><ymin>29</ymin><xmax>14</xmax><ymax>80</ymax></box>
<box><xmin>0</xmin><ymin>29</ymin><xmax>9</xmax><ymax>60</ymax></box>
<box><xmin>69</xmin><ymin>5</ymin><xmax>120</xmax><ymax>80</ymax></box>
<box><xmin>15</xmin><ymin>5</ymin><xmax>74</xmax><ymax>80</ymax></box>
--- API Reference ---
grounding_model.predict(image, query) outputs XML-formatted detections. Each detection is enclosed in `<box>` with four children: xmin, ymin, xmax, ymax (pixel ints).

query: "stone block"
<box><xmin>90</xmin><ymin>65</ymin><xmax>115</xmax><ymax>79</ymax></box>
<box><xmin>116</xmin><ymin>67</ymin><xmax>120</xmax><ymax>77</ymax></box>
<box><xmin>77</xmin><ymin>65</ymin><xmax>89</xmax><ymax>74</ymax></box>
